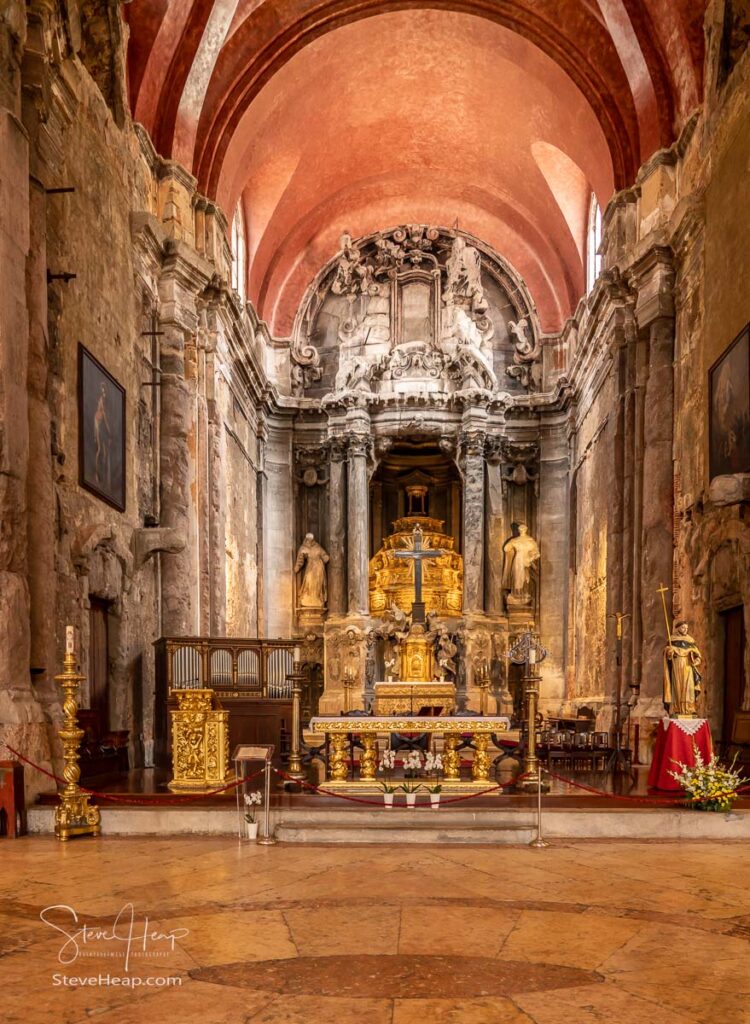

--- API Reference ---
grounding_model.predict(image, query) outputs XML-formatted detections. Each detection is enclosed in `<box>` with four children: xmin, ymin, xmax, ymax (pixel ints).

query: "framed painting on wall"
<box><xmin>709</xmin><ymin>324</ymin><xmax>750</xmax><ymax>479</ymax></box>
<box><xmin>78</xmin><ymin>344</ymin><xmax>126</xmax><ymax>511</ymax></box>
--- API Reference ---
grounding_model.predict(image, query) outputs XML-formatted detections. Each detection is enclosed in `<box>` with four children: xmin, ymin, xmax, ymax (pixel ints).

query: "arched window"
<box><xmin>586</xmin><ymin>194</ymin><xmax>602</xmax><ymax>294</ymax></box>
<box><xmin>230</xmin><ymin>201</ymin><xmax>246</xmax><ymax>302</ymax></box>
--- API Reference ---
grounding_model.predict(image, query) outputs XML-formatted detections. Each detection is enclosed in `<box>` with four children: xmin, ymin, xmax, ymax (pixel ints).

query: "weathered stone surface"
<box><xmin>709</xmin><ymin>473</ymin><xmax>750</xmax><ymax>506</ymax></box>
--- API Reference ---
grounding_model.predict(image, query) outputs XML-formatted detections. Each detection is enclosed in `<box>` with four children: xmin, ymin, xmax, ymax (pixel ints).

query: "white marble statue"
<box><xmin>443</xmin><ymin>235</ymin><xmax>487</xmax><ymax>315</ymax></box>
<box><xmin>502</xmin><ymin>524</ymin><xmax>540</xmax><ymax>606</ymax></box>
<box><xmin>442</xmin><ymin>299</ymin><xmax>497</xmax><ymax>389</ymax></box>
<box><xmin>294</xmin><ymin>533</ymin><xmax>330</xmax><ymax>608</ymax></box>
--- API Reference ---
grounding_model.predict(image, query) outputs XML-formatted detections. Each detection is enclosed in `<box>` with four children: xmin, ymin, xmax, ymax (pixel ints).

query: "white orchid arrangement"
<box><xmin>424</xmin><ymin>751</ymin><xmax>444</xmax><ymax>794</ymax></box>
<box><xmin>378</xmin><ymin>748</ymin><xmax>398</xmax><ymax>793</ymax></box>
<box><xmin>243</xmin><ymin>791</ymin><xmax>262</xmax><ymax>822</ymax></box>
<box><xmin>669</xmin><ymin>745</ymin><xmax>742</xmax><ymax>813</ymax></box>
<box><xmin>400</xmin><ymin>750</ymin><xmax>424</xmax><ymax>794</ymax></box>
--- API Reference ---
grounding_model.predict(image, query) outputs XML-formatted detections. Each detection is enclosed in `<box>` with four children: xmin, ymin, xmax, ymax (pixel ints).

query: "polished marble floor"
<box><xmin>1</xmin><ymin>836</ymin><xmax>749</xmax><ymax>1023</ymax></box>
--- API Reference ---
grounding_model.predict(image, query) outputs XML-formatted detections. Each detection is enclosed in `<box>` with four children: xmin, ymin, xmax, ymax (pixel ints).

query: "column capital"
<box><xmin>459</xmin><ymin>430</ymin><xmax>487</xmax><ymax>459</ymax></box>
<box><xmin>346</xmin><ymin>435</ymin><xmax>371</xmax><ymax>460</ymax></box>
<box><xmin>328</xmin><ymin>436</ymin><xmax>348</xmax><ymax>462</ymax></box>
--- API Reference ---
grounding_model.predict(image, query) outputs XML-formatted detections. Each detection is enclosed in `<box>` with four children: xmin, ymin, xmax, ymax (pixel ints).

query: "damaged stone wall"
<box><xmin>563</xmin><ymin>0</ymin><xmax>750</xmax><ymax>755</ymax></box>
<box><xmin>0</xmin><ymin>2</ymin><xmax>270</xmax><ymax>801</ymax></box>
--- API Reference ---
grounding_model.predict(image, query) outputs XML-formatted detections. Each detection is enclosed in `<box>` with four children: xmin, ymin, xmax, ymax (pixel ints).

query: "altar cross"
<box><xmin>394</xmin><ymin>525</ymin><xmax>443</xmax><ymax>623</ymax></box>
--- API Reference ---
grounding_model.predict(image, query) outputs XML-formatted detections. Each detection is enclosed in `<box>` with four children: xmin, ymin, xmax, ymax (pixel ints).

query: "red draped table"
<box><xmin>647</xmin><ymin>718</ymin><xmax>713</xmax><ymax>791</ymax></box>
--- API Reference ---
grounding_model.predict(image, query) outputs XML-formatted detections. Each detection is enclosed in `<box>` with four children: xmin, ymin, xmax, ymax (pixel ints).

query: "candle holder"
<box><xmin>286</xmin><ymin>659</ymin><xmax>307</xmax><ymax>784</ymax></box>
<box><xmin>54</xmin><ymin>636</ymin><xmax>101</xmax><ymax>841</ymax></box>
<box><xmin>343</xmin><ymin>667</ymin><xmax>356</xmax><ymax>710</ymax></box>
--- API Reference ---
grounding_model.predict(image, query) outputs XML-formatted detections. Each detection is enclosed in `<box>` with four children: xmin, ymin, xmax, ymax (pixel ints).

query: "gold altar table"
<box><xmin>309</xmin><ymin>714</ymin><xmax>511</xmax><ymax>793</ymax></box>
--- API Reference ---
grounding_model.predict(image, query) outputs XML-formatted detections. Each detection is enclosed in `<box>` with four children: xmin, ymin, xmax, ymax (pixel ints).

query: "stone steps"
<box><xmin>26</xmin><ymin>804</ymin><xmax>750</xmax><ymax>841</ymax></box>
<box><xmin>274</xmin><ymin>821</ymin><xmax>535</xmax><ymax>844</ymax></box>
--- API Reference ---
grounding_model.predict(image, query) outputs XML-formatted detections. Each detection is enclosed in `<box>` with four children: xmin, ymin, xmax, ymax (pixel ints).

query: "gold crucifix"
<box><xmin>657</xmin><ymin>583</ymin><xmax>672</xmax><ymax>642</ymax></box>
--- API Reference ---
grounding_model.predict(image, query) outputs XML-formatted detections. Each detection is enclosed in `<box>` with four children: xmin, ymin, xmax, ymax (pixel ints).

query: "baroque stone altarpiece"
<box><xmin>281</xmin><ymin>225</ymin><xmax>560</xmax><ymax>716</ymax></box>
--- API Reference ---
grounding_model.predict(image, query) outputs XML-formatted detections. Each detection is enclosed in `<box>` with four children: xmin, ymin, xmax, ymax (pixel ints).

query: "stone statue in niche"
<box><xmin>502</xmin><ymin>523</ymin><xmax>540</xmax><ymax>607</ymax></box>
<box><xmin>294</xmin><ymin>533</ymin><xmax>330</xmax><ymax>608</ymax></box>
<box><xmin>663</xmin><ymin>621</ymin><xmax>703</xmax><ymax>717</ymax></box>
<box><xmin>443</xmin><ymin>235</ymin><xmax>487</xmax><ymax>315</ymax></box>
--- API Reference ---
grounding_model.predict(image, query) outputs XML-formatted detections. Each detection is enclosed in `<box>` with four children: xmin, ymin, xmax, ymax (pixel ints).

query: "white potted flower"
<box><xmin>400</xmin><ymin>750</ymin><xmax>424</xmax><ymax>807</ymax></box>
<box><xmin>243</xmin><ymin>791</ymin><xmax>262</xmax><ymax>838</ymax></box>
<box><xmin>378</xmin><ymin>748</ymin><xmax>397</xmax><ymax>808</ymax></box>
<box><xmin>425</xmin><ymin>751</ymin><xmax>443</xmax><ymax>809</ymax></box>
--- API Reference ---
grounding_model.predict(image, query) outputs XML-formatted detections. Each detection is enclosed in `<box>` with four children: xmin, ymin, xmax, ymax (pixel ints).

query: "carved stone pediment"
<box><xmin>293</xmin><ymin>224</ymin><xmax>540</xmax><ymax>403</ymax></box>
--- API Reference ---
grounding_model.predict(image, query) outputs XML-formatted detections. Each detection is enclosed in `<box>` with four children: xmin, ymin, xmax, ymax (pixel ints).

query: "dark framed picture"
<box><xmin>709</xmin><ymin>324</ymin><xmax>750</xmax><ymax>479</ymax></box>
<box><xmin>78</xmin><ymin>344</ymin><xmax>126</xmax><ymax>511</ymax></box>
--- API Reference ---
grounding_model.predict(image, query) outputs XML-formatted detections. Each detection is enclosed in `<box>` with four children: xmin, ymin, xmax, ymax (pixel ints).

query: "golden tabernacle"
<box><xmin>373</xmin><ymin>681</ymin><xmax>456</xmax><ymax>715</ymax></box>
<box><xmin>369</xmin><ymin>514</ymin><xmax>463</xmax><ymax>616</ymax></box>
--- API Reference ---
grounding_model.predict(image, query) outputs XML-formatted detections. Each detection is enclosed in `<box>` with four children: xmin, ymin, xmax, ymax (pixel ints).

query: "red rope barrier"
<box><xmin>545</xmin><ymin>770</ymin><xmax>692</xmax><ymax>806</ymax></box>
<box><xmin>4</xmin><ymin>744</ymin><xmax>265</xmax><ymax>804</ymax></box>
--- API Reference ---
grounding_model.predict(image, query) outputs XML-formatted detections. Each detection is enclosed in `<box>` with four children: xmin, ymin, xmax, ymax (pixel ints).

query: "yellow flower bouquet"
<box><xmin>669</xmin><ymin>744</ymin><xmax>742</xmax><ymax>813</ymax></box>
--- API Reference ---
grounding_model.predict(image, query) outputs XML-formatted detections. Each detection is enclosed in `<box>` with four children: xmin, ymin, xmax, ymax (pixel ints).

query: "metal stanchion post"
<box><xmin>256</xmin><ymin>757</ymin><xmax>277</xmax><ymax>846</ymax></box>
<box><xmin>529</xmin><ymin>764</ymin><xmax>550</xmax><ymax>848</ymax></box>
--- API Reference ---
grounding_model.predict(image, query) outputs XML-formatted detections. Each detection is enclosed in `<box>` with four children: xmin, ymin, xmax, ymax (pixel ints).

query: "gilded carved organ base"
<box><xmin>168</xmin><ymin>689</ymin><xmax>231</xmax><ymax>792</ymax></box>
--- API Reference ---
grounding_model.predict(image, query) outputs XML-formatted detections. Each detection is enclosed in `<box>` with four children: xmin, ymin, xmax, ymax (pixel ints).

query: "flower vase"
<box><xmin>430</xmin><ymin>793</ymin><xmax>441</xmax><ymax>810</ymax></box>
<box><xmin>245</xmin><ymin>820</ymin><xmax>259</xmax><ymax>840</ymax></box>
<box><xmin>383</xmin><ymin>793</ymin><xmax>394</xmax><ymax>809</ymax></box>
<box><xmin>405</xmin><ymin>791</ymin><xmax>417</xmax><ymax>808</ymax></box>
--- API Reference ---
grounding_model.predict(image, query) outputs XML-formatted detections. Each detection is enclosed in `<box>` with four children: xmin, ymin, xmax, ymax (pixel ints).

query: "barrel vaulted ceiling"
<box><xmin>125</xmin><ymin>1</ymin><xmax>705</xmax><ymax>335</ymax></box>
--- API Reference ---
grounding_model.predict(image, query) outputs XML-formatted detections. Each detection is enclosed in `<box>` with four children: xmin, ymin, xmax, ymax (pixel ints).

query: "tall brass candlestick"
<box><xmin>55</xmin><ymin>627</ymin><xmax>101</xmax><ymax>841</ymax></box>
<box><xmin>517</xmin><ymin>643</ymin><xmax>550</xmax><ymax>794</ymax></box>
<box><xmin>286</xmin><ymin>660</ymin><xmax>306</xmax><ymax>784</ymax></box>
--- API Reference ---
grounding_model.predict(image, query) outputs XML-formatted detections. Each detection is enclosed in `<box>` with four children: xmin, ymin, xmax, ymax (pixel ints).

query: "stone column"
<box><xmin>538</xmin><ymin>422</ymin><xmax>569</xmax><ymax>706</ymax></box>
<box><xmin>631</xmin><ymin>248</ymin><xmax>675</xmax><ymax>725</ymax></box>
<box><xmin>484</xmin><ymin>440</ymin><xmax>505</xmax><ymax>616</ymax></box>
<box><xmin>461</xmin><ymin>430</ymin><xmax>486</xmax><ymax>614</ymax></box>
<box><xmin>159</xmin><ymin>324</ymin><xmax>200</xmax><ymax>635</ymax></box>
<box><xmin>195</xmin><ymin>335</ymin><xmax>211</xmax><ymax>634</ymax></box>
<box><xmin>263</xmin><ymin>422</ymin><xmax>295</xmax><ymax>636</ymax></box>
<box><xmin>346</xmin><ymin>435</ymin><xmax>370</xmax><ymax>616</ymax></box>
<box><xmin>26</xmin><ymin>176</ymin><xmax>56</xmax><ymax>689</ymax></box>
<box><xmin>206</xmin><ymin>348</ymin><xmax>226</xmax><ymax>635</ymax></box>
<box><xmin>327</xmin><ymin>438</ymin><xmax>347</xmax><ymax>615</ymax></box>
<box><xmin>639</xmin><ymin>316</ymin><xmax>675</xmax><ymax>701</ymax></box>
